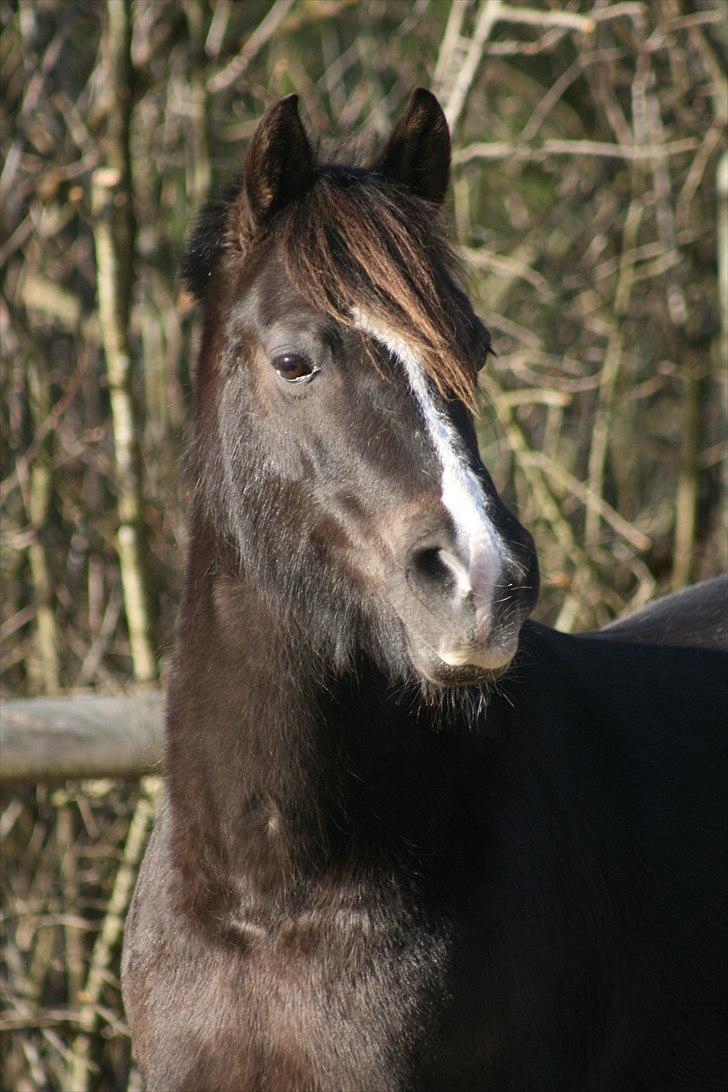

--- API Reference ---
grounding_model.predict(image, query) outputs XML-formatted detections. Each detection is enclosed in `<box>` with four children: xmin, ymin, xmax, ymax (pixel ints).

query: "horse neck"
<box><xmin>164</xmin><ymin>515</ymin><xmax>477</xmax><ymax>904</ymax></box>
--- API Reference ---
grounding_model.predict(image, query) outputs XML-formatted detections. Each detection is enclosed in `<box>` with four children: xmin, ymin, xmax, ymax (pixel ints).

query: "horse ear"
<box><xmin>241</xmin><ymin>94</ymin><xmax>315</xmax><ymax>231</ymax></box>
<box><xmin>372</xmin><ymin>88</ymin><xmax>451</xmax><ymax>204</ymax></box>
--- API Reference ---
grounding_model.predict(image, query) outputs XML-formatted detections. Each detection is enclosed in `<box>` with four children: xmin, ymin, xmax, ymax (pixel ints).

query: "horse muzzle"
<box><xmin>394</xmin><ymin>522</ymin><xmax>538</xmax><ymax>687</ymax></box>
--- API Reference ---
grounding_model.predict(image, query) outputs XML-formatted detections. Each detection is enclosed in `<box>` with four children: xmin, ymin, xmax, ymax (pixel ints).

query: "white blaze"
<box><xmin>352</xmin><ymin>311</ymin><xmax>507</xmax><ymax>620</ymax></box>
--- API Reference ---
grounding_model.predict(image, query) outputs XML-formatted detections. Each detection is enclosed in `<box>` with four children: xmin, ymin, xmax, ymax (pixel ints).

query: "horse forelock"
<box><xmin>182</xmin><ymin>163</ymin><xmax>488</xmax><ymax>409</ymax></box>
<box><xmin>276</xmin><ymin>168</ymin><xmax>484</xmax><ymax>409</ymax></box>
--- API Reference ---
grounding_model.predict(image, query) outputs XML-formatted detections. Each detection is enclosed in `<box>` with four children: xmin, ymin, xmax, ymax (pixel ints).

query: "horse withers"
<box><xmin>122</xmin><ymin>90</ymin><xmax>727</xmax><ymax>1091</ymax></box>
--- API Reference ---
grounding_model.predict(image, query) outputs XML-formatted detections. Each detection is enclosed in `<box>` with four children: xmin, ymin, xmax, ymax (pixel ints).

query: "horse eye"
<box><xmin>272</xmin><ymin>353</ymin><xmax>316</xmax><ymax>383</ymax></box>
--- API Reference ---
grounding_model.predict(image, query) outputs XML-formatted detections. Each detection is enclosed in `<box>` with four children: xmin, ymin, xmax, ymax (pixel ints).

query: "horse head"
<box><xmin>185</xmin><ymin>90</ymin><xmax>539</xmax><ymax>687</ymax></box>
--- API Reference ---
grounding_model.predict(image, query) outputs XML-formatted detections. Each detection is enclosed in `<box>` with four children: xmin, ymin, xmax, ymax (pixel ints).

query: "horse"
<box><xmin>122</xmin><ymin>90</ymin><xmax>727</xmax><ymax>1091</ymax></box>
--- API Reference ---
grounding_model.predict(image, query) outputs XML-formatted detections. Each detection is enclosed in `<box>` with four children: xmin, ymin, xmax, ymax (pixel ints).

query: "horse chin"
<box><xmin>407</xmin><ymin>637</ymin><xmax>515</xmax><ymax>688</ymax></box>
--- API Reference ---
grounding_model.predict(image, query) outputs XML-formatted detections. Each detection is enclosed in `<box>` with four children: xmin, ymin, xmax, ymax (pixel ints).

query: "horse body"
<box><xmin>122</xmin><ymin>91</ymin><xmax>727</xmax><ymax>1090</ymax></box>
<box><xmin>124</xmin><ymin>592</ymin><xmax>727</xmax><ymax>1091</ymax></box>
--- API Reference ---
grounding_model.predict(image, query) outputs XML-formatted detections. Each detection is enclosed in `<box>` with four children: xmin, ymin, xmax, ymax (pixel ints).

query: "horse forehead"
<box><xmin>239</xmin><ymin>263</ymin><xmax>330</xmax><ymax>341</ymax></box>
<box><xmin>258</xmin><ymin>265</ymin><xmax>300</xmax><ymax>319</ymax></box>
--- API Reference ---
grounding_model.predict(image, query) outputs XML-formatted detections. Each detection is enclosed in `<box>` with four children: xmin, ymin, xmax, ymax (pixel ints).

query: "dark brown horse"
<box><xmin>122</xmin><ymin>90</ymin><xmax>727</xmax><ymax>1091</ymax></box>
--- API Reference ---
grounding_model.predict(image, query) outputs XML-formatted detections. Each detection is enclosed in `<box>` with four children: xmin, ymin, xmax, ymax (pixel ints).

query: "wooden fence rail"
<box><xmin>0</xmin><ymin>693</ymin><xmax>165</xmax><ymax>787</ymax></box>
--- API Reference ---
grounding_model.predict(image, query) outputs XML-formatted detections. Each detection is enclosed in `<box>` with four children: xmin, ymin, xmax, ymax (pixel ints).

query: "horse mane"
<box><xmin>183</xmin><ymin>163</ymin><xmax>488</xmax><ymax>408</ymax></box>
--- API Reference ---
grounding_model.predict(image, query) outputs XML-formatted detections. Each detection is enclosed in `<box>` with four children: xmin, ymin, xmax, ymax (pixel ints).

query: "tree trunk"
<box><xmin>92</xmin><ymin>0</ymin><xmax>156</xmax><ymax>683</ymax></box>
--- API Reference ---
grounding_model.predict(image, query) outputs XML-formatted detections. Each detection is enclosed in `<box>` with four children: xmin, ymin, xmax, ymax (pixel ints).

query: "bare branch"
<box><xmin>454</xmin><ymin>136</ymin><xmax>698</xmax><ymax>164</ymax></box>
<box><xmin>207</xmin><ymin>0</ymin><xmax>295</xmax><ymax>93</ymax></box>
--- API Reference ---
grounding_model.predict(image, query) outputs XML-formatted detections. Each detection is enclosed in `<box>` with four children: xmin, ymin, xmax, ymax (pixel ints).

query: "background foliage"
<box><xmin>2</xmin><ymin>0</ymin><xmax>726</xmax><ymax>1088</ymax></box>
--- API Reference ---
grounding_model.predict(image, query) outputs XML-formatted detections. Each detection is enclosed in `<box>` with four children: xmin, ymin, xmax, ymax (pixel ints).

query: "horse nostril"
<box><xmin>411</xmin><ymin>547</ymin><xmax>457</xmax><ymax>592</ymax></box>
